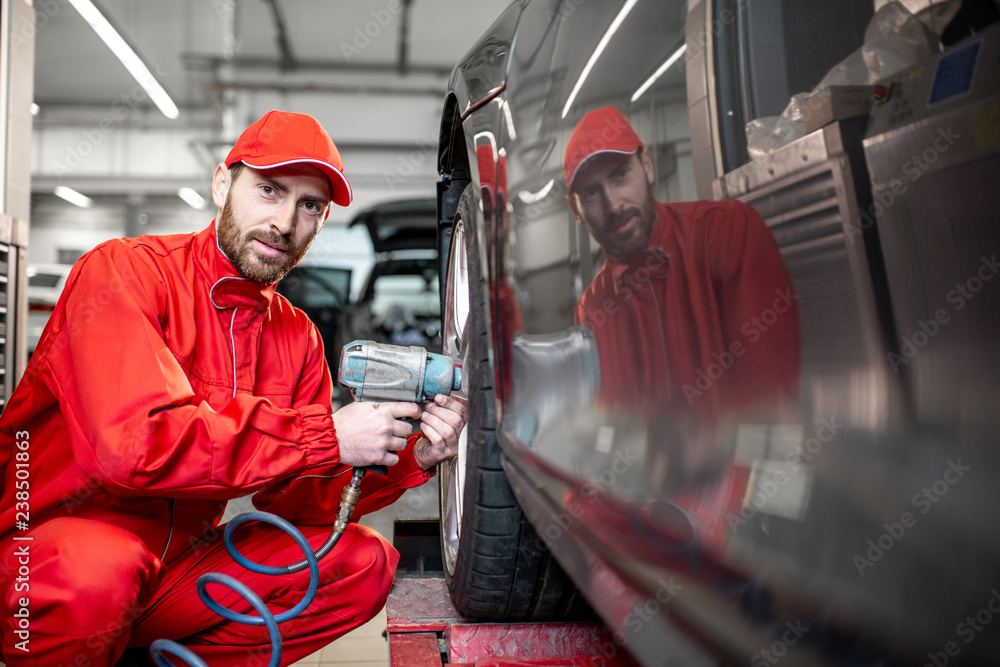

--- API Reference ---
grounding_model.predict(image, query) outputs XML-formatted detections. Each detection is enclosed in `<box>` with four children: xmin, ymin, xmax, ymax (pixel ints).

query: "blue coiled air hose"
<box><xmin>148</xmin><ymin>466</ymin><xmax>384</xmax><ymax>667</ymax></box>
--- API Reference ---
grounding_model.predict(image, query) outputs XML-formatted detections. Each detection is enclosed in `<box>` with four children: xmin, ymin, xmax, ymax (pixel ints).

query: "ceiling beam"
<box><xmin>398</xmin><ymin>0</ymin><xmax>413</xmax><ymax>75</ymax></box>
<box><xmin>32</xmin><ymin>175</ymin><xmax>205</xmax><ymax>197</ymax></box>
<box><xmin>206</xmin><ymin>81</ymin><xmax>445</xmax><ymax>98</ymax></box>
<box><xmin>263</xmin><ymin>0</ymin><xmax>296</xmax><ymax>71</ymax></box>
<box><xmin>183</xmin><ymin>53</ymin><xmax>453</xmax><ymax>79</ymax></box>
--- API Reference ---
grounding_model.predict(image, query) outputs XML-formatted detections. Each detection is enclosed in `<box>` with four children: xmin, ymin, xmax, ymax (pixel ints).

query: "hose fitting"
<box><xmin>335</xmin><ymin>469</ymin><xmax>365</xmax><ymax>533</ymax></box>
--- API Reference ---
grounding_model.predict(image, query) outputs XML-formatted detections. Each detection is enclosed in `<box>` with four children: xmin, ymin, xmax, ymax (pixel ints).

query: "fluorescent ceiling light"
<box><xmin>474</xmin><ymin>132</ymin><xmax>498</xmax><ymax>162</ymax></box>
<box><xmin>178</xmin><ymin>187</ymin><xmax>206</xmax><ymax>209</ymax></box>
<box><xmin>517</xmin><ymin>179</ymin><xmax>555</xmax><ymax>205</ymax></box>
<box><xmin>501</xmin><ymin>100</ymin><xmax>517</xmax><ymax>141</ymax></box>
<box><xmin>55</xmin><ymin>186</ymin><xmax>93</xmax><ymax>208</ymax></box>
<box><xmin>67</xmin><ymin>0</ymin><xmax>180</xmax><ymax>120</ymax></box>
<box><xmin>631</xmin><ymin>44</ymin><xmax>687</xmax><ymax>102</ymax></box>
<box><xmin>30</xmin><ymin>103</ymin><xmax>40</xmax><ymax>116</ymax></box>
<box><xmin>561</xmin><ymin>0</ymin><xmax>639</xmax><ymax>118</ymax></box>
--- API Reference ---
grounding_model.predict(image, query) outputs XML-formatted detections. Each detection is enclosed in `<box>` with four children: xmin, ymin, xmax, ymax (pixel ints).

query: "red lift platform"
<box><xmin>386</xmin><ymin>578</ymin><xmax>641</xmax><ymax>667</ymax></box>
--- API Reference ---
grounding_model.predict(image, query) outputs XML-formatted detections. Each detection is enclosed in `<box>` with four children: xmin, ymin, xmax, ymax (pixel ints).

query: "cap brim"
<box><xmin>566</xmin><ymin>148</ymin><xmax>639</xmax><ymax>191</ymax></box>
<box><xmin>243</xmin><ymin>158</ymin><xmax>353</xmax><ymax>207</ymax></box>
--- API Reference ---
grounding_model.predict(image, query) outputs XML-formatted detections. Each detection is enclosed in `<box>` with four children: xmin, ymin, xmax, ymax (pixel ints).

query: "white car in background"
<box><xmin>26</xmin><ymin>263</ymin><xmax>72</xmax><ymax>355</ymax></box>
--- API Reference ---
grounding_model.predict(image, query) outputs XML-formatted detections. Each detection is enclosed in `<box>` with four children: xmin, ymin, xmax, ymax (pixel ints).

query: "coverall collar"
<box><xmin>197</xmin><ymin>222</ymin><xmax>278</xmax><ymax>311</ymax></box>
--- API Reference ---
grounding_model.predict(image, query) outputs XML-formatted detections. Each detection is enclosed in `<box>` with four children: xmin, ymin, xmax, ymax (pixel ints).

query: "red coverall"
<box><xmin>573</xmin><ymin>200</ymin><xmax>800</xmax><ymax>547</ymax></box>
<box><xmin>575</xmin><ymin>199</ymin><xmax>800</xmax><ymax>426</ymax></box>
<box><xmin>0</xmin><ymin>223</ymin><xmax>433</xmax><ymax>665</ymax></box>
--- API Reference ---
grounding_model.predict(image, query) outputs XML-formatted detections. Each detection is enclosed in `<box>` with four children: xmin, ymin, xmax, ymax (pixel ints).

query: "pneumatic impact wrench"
<box><xmin>338</xmin><ymin>340</ymin><xmax>463</xmax><ymax>403</ymax></box>
<box><xmin>149</xmin><ymin>341</ymin><xmax>461</xmax><ymax>667</ymax></box>
<box><xmin>332</xmin><ymin>340</ymin><xmax>462</xmax><ymax>542</ymax></box>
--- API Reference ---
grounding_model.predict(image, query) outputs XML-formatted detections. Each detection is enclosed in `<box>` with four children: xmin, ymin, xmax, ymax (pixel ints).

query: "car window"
<box><xmin>277</xmin><ymin>266</ymin><xmax>351</xmax><ymax>311</ymax></box>
<box><xmin>28</xmin><ymin>273</ymin><xmax>63</xmax><ymax>289</ymax></box>
<box><xmin>371</xmin><ymin>274</ymin><xmax>440</xmax><ymax>318</ymax></box>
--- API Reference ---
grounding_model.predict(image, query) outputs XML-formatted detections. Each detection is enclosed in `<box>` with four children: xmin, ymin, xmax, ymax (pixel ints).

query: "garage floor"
<box><xmin>291</xmin><ymin>607</ymin><xmax>389</xmax><ymax>666</ymax></box>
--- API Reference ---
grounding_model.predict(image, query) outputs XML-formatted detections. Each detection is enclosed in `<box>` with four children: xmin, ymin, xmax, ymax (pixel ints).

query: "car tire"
<box><xmin>439</xmin><ymin>183</ymin><xmax>589</xmax><ymax>621</ymax></box>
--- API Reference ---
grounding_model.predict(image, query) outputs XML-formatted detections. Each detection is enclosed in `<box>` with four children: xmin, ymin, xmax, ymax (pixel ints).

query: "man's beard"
<box><xmin>599</xmin><ymin>198</ymin><xmax>656</xmax><ymax>261</ymax></box>
<box><xmin>216</xmin><ymin>198</ymin><xmax>314</xmax><ymax>285</ymax></box>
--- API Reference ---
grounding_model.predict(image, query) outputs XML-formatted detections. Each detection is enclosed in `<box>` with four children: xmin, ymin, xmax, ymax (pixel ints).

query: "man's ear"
<box><xmin>212</xmin><ymin>163</ymin><xmax>231</xmax><ymax>209</ymax></box>
<box><xmin>640</xmin><ymin>146</ymin><xmax>655</xmax><ymax>186</ymax></box>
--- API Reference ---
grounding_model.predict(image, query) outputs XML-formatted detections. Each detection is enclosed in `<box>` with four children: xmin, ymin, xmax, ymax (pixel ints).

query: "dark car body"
<box><xmin>435</xmin><ymin>2</ymin><xmax>1000</xmax><ymax>666</ymax></box>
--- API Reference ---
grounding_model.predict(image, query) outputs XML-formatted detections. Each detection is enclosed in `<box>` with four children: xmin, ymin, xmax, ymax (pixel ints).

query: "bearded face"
<box><xmin>216</xmin><ymin>193</ymin><xmax>314</xmax><ymax>284</ymax></box>
<box><xmin>569</xmin><ymin>150</ymin><xmax>657</xmax><ymax>261</ymax></box>
<box><xmin>215</xmin><ymin>165</ymin><xmax>330</xmax><ymax>284</ymax></box>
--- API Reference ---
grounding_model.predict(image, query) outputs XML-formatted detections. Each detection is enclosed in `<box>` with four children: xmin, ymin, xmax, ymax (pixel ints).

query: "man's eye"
<box><xmin>261</xmin><ymin>185</ymin><xmax>274</xmax><ymax>195</ymax></box>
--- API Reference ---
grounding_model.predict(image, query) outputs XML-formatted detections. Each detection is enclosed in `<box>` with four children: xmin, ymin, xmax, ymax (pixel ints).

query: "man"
<box><xmin>566</xmin><ymin>107</ymin><xmax>799</xmax><ymax>523</ymax></box>
<box><xmin>568</xmin><ymin>106</ymin><xmax>799</xmax><ymax>430</ymax></box>
<box><xmin>0</xmin><ymin>110</ymin><xmax>466</xmax><ymax>665</ymax></box>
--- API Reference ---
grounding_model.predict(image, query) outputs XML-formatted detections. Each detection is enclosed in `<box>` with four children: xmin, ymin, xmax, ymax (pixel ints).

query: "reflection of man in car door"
<box><xmin>567</xmin><ymin>107</ymin><xmax>799</xmax><ymax>483</ymax></box>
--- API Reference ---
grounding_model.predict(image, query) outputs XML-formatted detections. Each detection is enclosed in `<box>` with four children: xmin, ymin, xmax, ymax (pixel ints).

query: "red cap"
<box><xmin>475</xmin><ymin>144</ymin><xmax>508</xmax><ymax>195</ymax></box>
<box><xmin>225</xmin><ymin>110</ymin><xmax>353</xmax><ymax>207</ymax></box>
<box><xmin>564</xmin><ymin>107</ymin><xmax>643</xmax><ymax>191</ymax></box>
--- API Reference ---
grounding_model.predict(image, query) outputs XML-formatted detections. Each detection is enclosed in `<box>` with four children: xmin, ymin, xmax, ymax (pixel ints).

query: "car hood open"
<box><xmin>348</xmin><ymin>197</ymin><xmax>438</xmax><ymax>254</ymax></box>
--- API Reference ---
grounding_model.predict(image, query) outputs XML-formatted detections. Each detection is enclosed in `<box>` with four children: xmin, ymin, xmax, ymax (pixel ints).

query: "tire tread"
<box><xmin>442</xmin><ymin>184</ymin><xmax>593</xmax><ymax>623</ymax></box>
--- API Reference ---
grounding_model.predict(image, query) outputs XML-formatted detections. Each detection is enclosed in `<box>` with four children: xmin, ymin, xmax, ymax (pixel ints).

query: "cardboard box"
<box><xmin>803</xmin><ymin>85</ymin><xmax>876</xmax><ymax>133</ymax></box>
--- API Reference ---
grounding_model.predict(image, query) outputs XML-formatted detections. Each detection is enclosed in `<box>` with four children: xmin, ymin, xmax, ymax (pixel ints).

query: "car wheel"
<box><xmin>438</xmin><ymin>183</ymin><xmax>587</xmax><ymax>620</ymax></box>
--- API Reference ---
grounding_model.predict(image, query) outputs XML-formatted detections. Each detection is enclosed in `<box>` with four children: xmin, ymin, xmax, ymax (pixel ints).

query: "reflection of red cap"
<box><xmin>226</xmin><ymin>110</ymin><xmax>353</xmax><ymax>207</ymax></box>
<box><xmin>564</xmin><ymin>106</ymin><xmax>642</xmax><ymax>191</ymax></box>
<box><xmin>475</xmin><ymin>145</ymin><xmax>508</xmax><ymax>195</ymax></box>
<box><xmin>476</xmin><ymin>144</ymin><xmax>496</xmax><ymax>192</ymax></box>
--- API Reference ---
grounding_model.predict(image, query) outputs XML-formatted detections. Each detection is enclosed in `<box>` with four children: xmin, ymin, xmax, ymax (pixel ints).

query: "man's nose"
<box><xmin>603</xmin><ymin>187</ymin><xmax>625</xmax><ymax>215</ymax></box>
<box><xmin>270</xmin><ymin>199</ymin><xmax>297</xmax><ymax>235</ymax></box>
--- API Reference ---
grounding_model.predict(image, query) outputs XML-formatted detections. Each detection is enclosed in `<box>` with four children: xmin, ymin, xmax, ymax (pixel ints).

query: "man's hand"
<box><xmin>334</xmin><ymin>400</ymin><xmax>421</xmax><ymax>467</ymax></box>
<box><xmin>414</xmin><ymin>395</ymin><xmax>468</xmax><ymax>470</ymax></box>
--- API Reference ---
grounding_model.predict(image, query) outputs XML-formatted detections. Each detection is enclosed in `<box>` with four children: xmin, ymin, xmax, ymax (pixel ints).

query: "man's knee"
<box><xmin>2</xmin><ymin>518</ymin><xmax>162</xmax><ymax>635</ymax></box>
<box><xmin>320</xmin><ymin>524</ymin><xmax>398</xmax><ymax>620</ymax></box>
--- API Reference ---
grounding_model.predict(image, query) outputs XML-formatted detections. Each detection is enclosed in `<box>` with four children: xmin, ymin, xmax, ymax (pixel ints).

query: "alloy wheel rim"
<box><xmin>441</xmin><ymin>218</ymin><xmax>470</xmax><ymax>577</ymax></box>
